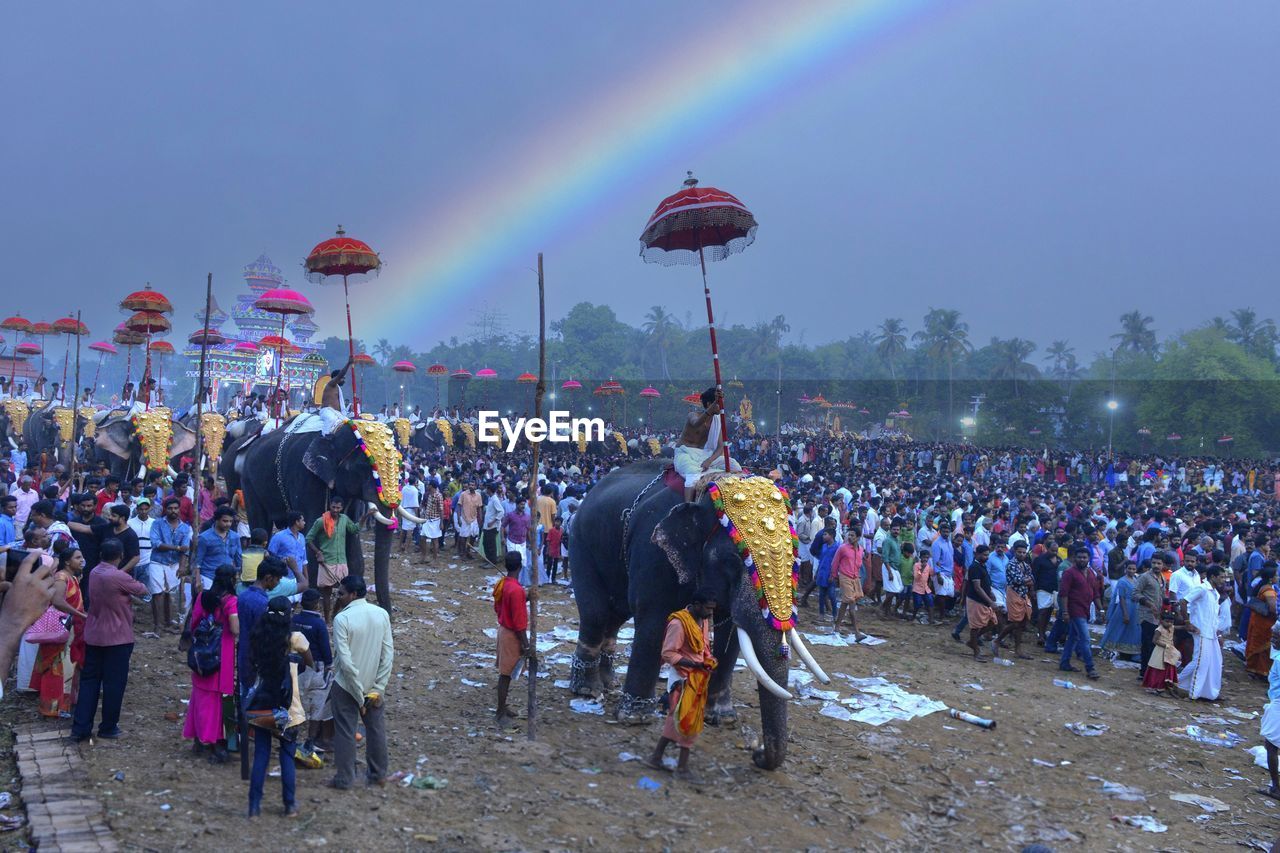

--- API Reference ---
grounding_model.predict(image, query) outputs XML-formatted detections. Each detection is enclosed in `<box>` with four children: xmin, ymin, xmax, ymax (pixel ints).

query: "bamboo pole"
<box><xmin>68</xmin><ymin>312</ymin><xmax>83</xmax><ymax>486</ymax></box>
<box><xmin>526</xmin><ymin>253</ymin><xmax>546</xmax><ymax>741</ymax></box>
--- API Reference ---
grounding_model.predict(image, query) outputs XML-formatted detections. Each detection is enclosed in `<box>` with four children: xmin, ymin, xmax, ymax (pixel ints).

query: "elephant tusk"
<box><xmin>787</xmin><ymin>628</ymin><xmax>830</xmax><ymax>684</ymax></box>
<box><xmin>367</xmin><ymin>501</ymin><xmax>396</xmax><ymax>526</ymax></box>
<box><xmin>167</xmin><ymin>465</ymin><xmax>178</xmax><ymax>477</ymax></box>
<box><xmin>6</xmin><ymin>437</ymin><xmax>15</xmax><ymax>450</ymax></box>
<box><xmin>396</xmin><ymin>505</ymin><xmax>428</xmax><ymax>526</ymax></box>
<box><xmin>737</xmin><ymin>628</ymin><xmax>793</xmax><ymax>701</ymax></box>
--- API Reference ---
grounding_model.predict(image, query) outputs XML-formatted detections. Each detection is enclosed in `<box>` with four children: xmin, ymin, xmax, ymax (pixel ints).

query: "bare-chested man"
<box><xmin>318</xmin><ymin>357</ymin><xmax>354</xmax><ymax>434</ymax></box>
<box><xmin>673</xmin><ymin>386</ymin><xmax>739</xmax><ymax>502</ymax></box>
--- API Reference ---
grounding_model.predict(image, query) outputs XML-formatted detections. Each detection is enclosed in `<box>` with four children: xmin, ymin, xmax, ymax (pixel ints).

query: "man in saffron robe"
<box><xmin>644</xmin><ymin>588</ymin><xmax>717</xmax><ymax>784</ymax></box>
<box><xmin>493</xmin><ymin>551</ymin><xmax>529</xmax><ymax>725</ymax></box>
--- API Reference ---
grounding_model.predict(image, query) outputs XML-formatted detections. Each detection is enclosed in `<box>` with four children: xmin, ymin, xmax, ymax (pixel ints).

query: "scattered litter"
<box><xmin>1111</xmin><ymin>659</ymin><xmax>1140</xmax><ymax>670</ymax></box>
<box><xmin>948</xmin><ymin>708</ymin><xmax>996</xmax><ymax>729</ymax></box>
<box><xmin>857</xmin><ymin>635</ymin><xmax>887</xmax><ymax>646</ymax></box>
<box><xmin>1032</xmin><ymin>758</ymin><xmax>1056</xmax><ymax>768</ymax></box>
<box><xmin>460</xmin><ymin>678</ymin><xmax>485</xmax><ymax>688</ymax></box>
<box><xmin>411</xmin><ymin>775</ymin><xmax>448</xmax><ymax>790</ymax></box>
<box><xmin>1248</xmin><ymin>745</ymin><xmax>1269</xmax><ymax>769</ymax></box>
<box><xmin>819</xmin><ymin>703</ymin><xmax>853</xmax><ymax>722</ymax></box>
<box><xmin>482</xmin><ymin>628</ymin><xmax>498</xmax><ymax>639</ymax></box>
<box><xmin>798</xmin><ymin>685</ymin><xmax>839</xmax><ymax>702</ymax></box>
<box><xmin>534</xmin><ymin>638</ymin><xmax>560</xmax><ymax>654</ymax></box>
<box><xmin>112</xmin><ymin>771</ymin><xmax>125</xmax><ymax>782</ymax></box>
<box><xmin>1065</xmin><ymin>722</ymin><xmax>1109</xmax><ymax>737</ymax></box>
<box><xmin>0</xmin><ymin>796</ymin><xmax>12</xmax><ymax>811</ymax></box>
<box><xmin>1169</xmin><ymin>725</ymin><xmax>1245</xmax><ymax>749</ymax></box>
<box><xmin>1055</xmin><ymin>679</ymin><xmax>1113</xmax><ymax>695</ymax></box>
<box><xmin>963</xmin><ymin>683</ymin><xmax>983</xmax><ymax>690</ymax></box>
<box><xmin>1113</xmin><ymin>815</ymin><xmax>1166</xmax><ymax>833</ymax></box>
<box><xmin>1090</xmin><ymin>777</ymin><xmax>1146</xmax><ymax>801</ymax></box>
<box><xmin>550</xmin><ymin>625</ymin><xmax>580</xmax><ymax>642</ymax></box>
<box><xmin>802</xmin><ymin>632</ymin><xmax>850</xmax><ymax>647</ymax></box>
<box><xmin>1226</xmin><ymin>707</ymin><xmax>1260</xmax><ymax>720</ymax></box>
<box><xmin>569</xmin><ymin>698</ymin><xmax>605</xmax><ymax>715</ymax></box>
<box><xmin>0</xmin><ymin>815</ymin><xmax>23</xmax><ymax>831</ymax></box>
<box><xmin>554</xmin><ymin>679</ymin><xmax>571</xmax><ymax>689</ymax></box>
<box><xmin>580</xmin><ymin>768</ymin><xmax>602</xmax><ymax>775</ymax></box>
<box><xmin>636</xmin><ymin>776</ymin><xmax>662</xmax><ymax>791</ymax></box>
<box><xmin>159</xmin><ymin>804</ymin><xmax>172</xmax><ymax>812</ymax></box>
<box><xmin>1192</xmin><ymin>715</ymin><xmax>1232</xmax><ymax>726</ymax></box>
<box><xmin>991</xmin><ymin>658</ymin><xmax>1014</xmax><ymax>666</ymax></box>
<box><xmin>1169</xmin><ymin>793</ymin><xmax>1229</xmax><ymax>812</ymax></box>
<box><xmin>1223</xmin><ymin>640</ymin><xmax>1246</xmax><ymax>655</ymax></box>
<box><xmin>618</xmin><ymin>752</ymin><xmax>641</xmax><ymax>762</ymax></box>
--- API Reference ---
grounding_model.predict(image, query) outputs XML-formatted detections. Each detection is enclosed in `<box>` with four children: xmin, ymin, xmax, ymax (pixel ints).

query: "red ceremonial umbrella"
<box><xmin>475</xmin><ymin>368</ymin><xmax>497</xmax><ymax>407</ymax></box>
<box><xmin>15</xmin><ymin>341</ymin><xmax>40</xmax><ymax>356</ymax></box>
<box><xmin>683</xmin><ymin>392</ymin><xmax>702</xmax><ymax>406</ymax></box>
<box><xmin>641</xmin><ymin>172</ymin><xmax>757</xmax><ymax>472</ymax></box>
<box><xmin>88</xmin><ymin>340</ymin><xmax>117</xmax><ymax>401</ymax></box>
<box><xmin>559</xmin><ymin>378</ymin><xmax>582</xmax><ymax>415</ymax></box>
<box><xmin>149</xmin><ymin>340</ymin><xmax>175</xmax><ymax>401</ymax></box>
<box><xmin>119</xmin><ymin>284</ymin><xmax>173</xmax><ymax>315</ymax></box>
<box><xmin>254</xmin><ymin>288</ymin><xmax>314</xmax><ymax>403</ymax></box>
<box><xmin>517</xmin><ymin>371</ymin><xmax>537</xmax><ymax>410</ymax></box>
<box><xmin>640</xmin><ymin>386</ymin><xmax>660</xmax><ymax>422</ymax></box>
<box><xmin>393</xmin><ymin>360</ymin><xmax>416</xmax><ymax>408</ymax></box>
<box><xmin>112</xmin><ymin>323</ymin><xmax>145</xmax><ymax>392</ymax></box>
<box><xmin>122</xmin><ymin>305</ymin><xmax>172</xmax><ymax>407</ymax></box>
<box><xmin>1</xmin><ymin>315</ymin><xmax>33</xmax><ymax>385</ymax></box>
<box><xmin>451</xmin><ymin>367</ymin><xmax>472</xmax><ymax>407</ymax></box>
<box><xmin>29</xmin><ymin>322</ymin><xmax>56</xmax><ymax>380</ymax></box>
<box><xmin>52</xmin><ymin>316</ymin><xmax>89</xmax><ymax>404</ymax></box>
<box><xmin>427</xmin><ymin>363</ymin><xmax>448</xmax><ymax>408</ymax></box>
<box><xmin>305</xmin><ymin>226</ymin><xmax>382</xmax><ymax>414</ymax></box>
<box><xmin>188</xmin><ymin>328</ymin><xmax>227</xmax><ymax>347</ymax></box>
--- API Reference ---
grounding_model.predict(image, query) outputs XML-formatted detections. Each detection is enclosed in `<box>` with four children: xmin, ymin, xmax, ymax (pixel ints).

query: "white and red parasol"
<box><xmin>304</xmin><ymin>226</ymin><xmax>381</xmax><ymax>414</ymax></box>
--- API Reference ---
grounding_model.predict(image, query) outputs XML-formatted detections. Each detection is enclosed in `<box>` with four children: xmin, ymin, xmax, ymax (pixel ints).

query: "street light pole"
<box><xmin>1106</xmin><ymin>399</ymin><xmax>1118</xmax><ymax>459</ymax></box>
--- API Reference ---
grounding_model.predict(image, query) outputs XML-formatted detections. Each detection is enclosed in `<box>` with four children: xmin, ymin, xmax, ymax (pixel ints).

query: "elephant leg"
<box><xmin>705</xmin><ymin>624</ymin><xmax>739</xmax><ymax>726</ymax></box>
<box><xmin>569</xmin><ymin>549</ymin><xmax>611</xmax><ymax>697</ymax></box>
<box><xmin>597</xmin><ymin>618</ymin><xmax>627</xmax><ymax>692</ymax></box>
<box><xmin>617</xmin><ymin>607</ymin><xmax>667</xmax><ymax>725</ymax></box>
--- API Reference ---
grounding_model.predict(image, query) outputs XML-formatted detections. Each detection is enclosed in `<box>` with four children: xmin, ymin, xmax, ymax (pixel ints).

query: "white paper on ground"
<box><xmin>569</xmin><ymin>698</ymin><xmax>605</xmax><ymax>715</ymax></box>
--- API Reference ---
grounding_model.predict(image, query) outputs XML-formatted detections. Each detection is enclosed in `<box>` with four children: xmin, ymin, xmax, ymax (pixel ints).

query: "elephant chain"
<box><xmin>620</xmin><ymin>472</ymin><xmax>664</xmax><ymax>571</ymax></box>
<box><xmin>275</xmin><ymin>432</ymin><xmax>293</xmax><ymax>512</ymax></box>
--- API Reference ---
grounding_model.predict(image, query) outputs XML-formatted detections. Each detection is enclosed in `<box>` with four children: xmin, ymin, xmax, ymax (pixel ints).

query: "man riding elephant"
<box><xmin>674</xmin><ymin>387</ymin><xmax>740</xmax><ymax>502</ymax></box>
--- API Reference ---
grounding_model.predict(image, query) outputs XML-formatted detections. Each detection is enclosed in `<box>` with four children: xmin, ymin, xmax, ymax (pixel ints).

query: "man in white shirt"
<box><xmin>399</xmin><ymin>476</ymin><xmax>421</xmax><ymax>554</ymax></box>
<box><xmin>482</xmin><ymin>482</ymin><xmax>505</xmax><ymax>565</ymax></box>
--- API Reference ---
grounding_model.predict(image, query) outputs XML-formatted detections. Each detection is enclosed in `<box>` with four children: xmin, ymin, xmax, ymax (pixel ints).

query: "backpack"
<box><xmin>186</xmin><ymin>613</ymin><xmax>223</xmax><ymax>677</ymax></box>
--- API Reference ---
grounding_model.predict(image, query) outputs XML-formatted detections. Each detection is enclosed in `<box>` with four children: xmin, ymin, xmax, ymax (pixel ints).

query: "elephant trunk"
<box><xmin>373</xmin><ymin>513</ymin><xmax>392</xmax><ymax>612</ymax></box>
<box><xmin>733</xmin><ymin>584</ymin><xmax>790</xmax><ymax>771</ymax></box>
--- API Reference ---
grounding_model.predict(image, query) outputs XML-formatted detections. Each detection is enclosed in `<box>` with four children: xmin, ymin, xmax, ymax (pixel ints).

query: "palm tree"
<box><xmin>1044</xmin><ymin>340</ymin><xmax>1073</xmax><ymax>375</ymax></box>
<box><xmin>641</xmin><ymin>306</ymin><xmax>678</xmax><ymax>380</ymax></box>
<box><xmin>373</xmin><ymin>337</ymin><xmax>393</xmax><ymax>364</ymax></box>
<box><xmin>989</xmin><ymin>337</ymin><xmax>1039</xmax><ymax>397</ymax></box>
<box><xmin>874</xmin><ymin>318</ymin><xmax>907</xmax><ymax>384</ymax></box>
<box><xmin>1112</xmin><ymin>311</ymin><xmax>1157</xmax><ymax>356</ymax></box>
<box><xmin>913</xmin><ymin>308</ymin><xmax>971</xmax><ymax>424</ymax></box>
<box><xmin>1226</xmin><ymin>308</ymin><xmax>1277</xmax><ymax>360</ymax></box>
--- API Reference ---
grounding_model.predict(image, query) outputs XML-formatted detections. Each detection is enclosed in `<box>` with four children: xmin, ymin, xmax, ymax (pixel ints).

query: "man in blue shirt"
<box><xmin>0</xmin><ymin>495</ymin><xmax>16</xmax><ymax>549</ymax></box>
<box><xmin>269</xmin><ymin>511</ymin><xmax>309</xmax><ymax>580</ymax></box>
<box><xmin>149</xmin><ymin>496</ymin><xmax>191</xmax><ymax>632</ymax></box>
<box><xmin>194</xmin><ymin>506</ymin><xmax>241</xmax><ymax>587</ymax></box>
<box><xmin>236</xmin><ymin>558</ymin><xmax>289</xmax><ymax>690</ymax></box>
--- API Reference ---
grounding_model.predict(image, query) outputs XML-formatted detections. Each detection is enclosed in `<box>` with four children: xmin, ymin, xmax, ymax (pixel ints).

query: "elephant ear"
<box><xmin>95</xmin><ymin>421</ymin><xmax>132</xmax><ymax>460</ymax></box>
<box><xmin>302</xmin><ymin>434</ymin><xmax>337</xmax><ymax>488</ymax></box>
<box><xmin>652</xmin><ymin>502</ymin><xmax>714</xmax><ymax>586</ymax></box>
<box><xmin>170</xmin><ymin>423</ymin><xmax>197</xmax><ymax>461</ymax></box>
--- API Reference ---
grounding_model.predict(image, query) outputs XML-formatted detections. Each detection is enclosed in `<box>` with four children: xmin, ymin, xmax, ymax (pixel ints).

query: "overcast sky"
<box><xmin>3</xmin><ymin>1</ymin><xmax>1276</xmax><ymax>360</ymax></box>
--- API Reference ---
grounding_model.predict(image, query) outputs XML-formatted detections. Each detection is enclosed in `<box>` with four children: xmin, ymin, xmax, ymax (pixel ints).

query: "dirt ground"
<box><xmin>4</xmin><ymin>535</ymin><xmax>1280</xmax><ymax>852</ymax></box>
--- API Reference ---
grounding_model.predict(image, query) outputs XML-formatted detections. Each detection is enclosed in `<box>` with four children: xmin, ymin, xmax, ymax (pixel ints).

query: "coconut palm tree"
<box><xmin>641</xmin><ymin>306</ymin><xmax>678</xmax><ymax>380</ymax></box>
<box><xmin>874</xmin><ymin>318</ymin><xmax>907</xmax><ymax>386</ymax></box>
<box><xmin>1225</xmin><ymin>308</ymin><xmax>1277</xmax><ymax>361</ymax></box>
<box><xmin>989</xmin><ymin>337</ymin><xmax>1039</xmax><ymax>397</ymax></box>
<box><xmin>1111</xmin><ymin>311</ymin><xmax>1157</xmax><ymax>356</ymax></box>
<box><xmin>1044</xmin><ymin>340</ymin><xmax>1073</xmax><ymax>375</ymax></box>
<box><xmin>913</xmin><ymin>308</ymin><xmax>971</xmax><ymax>423</ymax></box>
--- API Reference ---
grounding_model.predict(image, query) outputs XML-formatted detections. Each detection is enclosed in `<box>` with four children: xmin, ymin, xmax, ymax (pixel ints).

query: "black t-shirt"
<box><xmin>111</xmin><ymin>524</ymin><xmax>140</xmax><ymax>570</ymax></box>
<box><xmin>1032</xmin><ymin>552</ymin><xmax>1060</xmax><ymax>593</ymax></box>
<box><xmin>74</xmin><ymin>515</ymin><xmax>111</xmax><ymax>569</ymax></box>
<box><xmin>968</xmin><ymin>561</ymin><xmax>993</xmax><ymax>603</ymax></box>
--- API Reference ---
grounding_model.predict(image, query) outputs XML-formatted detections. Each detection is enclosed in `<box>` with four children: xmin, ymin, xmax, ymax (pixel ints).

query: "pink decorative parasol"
<box><xmin>639</xmin><ymin>386</ymin><xmax>660</xmax><ymax>421</ymax></box>
<box><xmin>427</xmin><ymin>363</ymin><xmax>448</xmax><ymax>408</ymax></box>
<box><xmin>393</xmin><ymin>360</ymin><xmax>416</xmax><ymax>408</ymax></box>
<box><xmin>254</xmin><ymin>288</ymin><xmax>314</xmax><ymax>404</ymax></box>
<box><xmin>87</xmin><ymin>341</ymin><xmax>117</xmax><ymax>399</ymax></box>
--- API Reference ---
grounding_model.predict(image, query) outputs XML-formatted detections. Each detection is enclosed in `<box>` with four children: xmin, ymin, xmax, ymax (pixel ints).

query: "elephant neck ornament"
<box><xmin>79</xmin><ymin>407</ymin><xmax>96</xmax><ymax>438</ymax></box>
<box><xmin>132</xmin><ymin>407</ymin><xmax>175</xmax><ymax>473</ymax></box>
<box><xmin>433</xmin><ymin>418</ymin><xmax>452</xmax><ymax>448</ymax></box>
<box><xmin>457</xmin><ymin>421</ymin><xmax>476</xmax><ymax>449</ymax></box>
<box><xmin>343</xmin><ymin>418</ymin><xmax>403</xmax><ymax>510</ymax></box>
<box><xmin>199</xmin><ymin>412</ymin><xmax>227</xmax><ymax>461</ymax></box>
<box><xmin>706</xmin><ymin>476</ymin><xmax>800</xmax><ymax>657</ymax></box>
<box><xmin>2</xmin><ymin>399</ymin><xmax>28</xmax><ymax>437</ymax></box>
<box><xmin>52</xmin><ymin>407</ymin><xmax>76</xmax><ymax>443</ymax></box>
<box><xmin>391</xmin><ymin>417</ymin><xmax>411</xmax><ymax>448</ymax></box>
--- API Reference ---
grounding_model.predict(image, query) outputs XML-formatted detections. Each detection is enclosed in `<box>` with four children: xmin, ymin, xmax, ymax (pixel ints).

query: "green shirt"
<box><xmin>306</xmin><ymin>514</ymin><xmax>360</xmax><ymax>566</ymax></box>
<box><xmin>880</xmin><ymin>536</ymin><xmax>905</xmax><ymax>585</ymax></box>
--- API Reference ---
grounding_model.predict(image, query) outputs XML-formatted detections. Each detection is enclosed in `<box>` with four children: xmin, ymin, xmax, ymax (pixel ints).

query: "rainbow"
<box><xmin>378</xmin><ymin>0</ymin><xmax>961</xmax><ymax>341</ymax></box>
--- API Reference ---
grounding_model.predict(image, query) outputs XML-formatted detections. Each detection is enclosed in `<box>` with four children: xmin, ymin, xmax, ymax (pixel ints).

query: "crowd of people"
<box><xmin>5</xmin><ymin>393</ymin><xmax>1280</xmax><ymax>814</ymax></box>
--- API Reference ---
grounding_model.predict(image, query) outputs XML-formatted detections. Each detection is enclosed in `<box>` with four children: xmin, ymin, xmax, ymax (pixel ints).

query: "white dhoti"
<box><xmin>318</xmin><ymin>406</ymin><xmax>346</xmax><ymax>435</ymax></box>
<box><xmin>1263</xmin><ymin>701</ymin><xmax>1280</xmax><ymax>746</ymax></box>
<box><xmin>673</xmin><ymin>444</ymin><xmax>741</xmax><ymax>488</ymax></box>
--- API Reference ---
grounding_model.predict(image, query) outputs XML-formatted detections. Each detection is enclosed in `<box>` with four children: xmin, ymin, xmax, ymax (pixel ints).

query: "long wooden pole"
<box><xmin>68</xmin><ymin>312</ymin><xmax>83</xmax><ymax>486</ymax></box>
<box><xmin>697</xmin><ymin>246</ymin><xmax>732</xmax><ymax>472</ymax></box>
<box><xmin>526</xmin><ymin>252</ymin><xmax>546</xmax><ymax>741</ymax></box>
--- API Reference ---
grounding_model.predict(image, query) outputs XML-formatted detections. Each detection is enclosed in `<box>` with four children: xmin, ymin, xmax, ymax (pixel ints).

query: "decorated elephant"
<box><xmin>568</xmin><ymin>462</ymin><xmax>827</xmax><ymax>770</ymax></box>
<box><xmin>21</xmin><ymin>402</ymin><xmax>96</xmax><ymax>469</ymax></box>
<box><xmin>93</xmin><ymin>408</ymin><xmax>198</xmax><ymax>479</ymax></box>
<box><xmin>0</xmin><ymin>399</ymin><xmax>28</xmax><ymax>451</ymax></box>
<box><xmin>410</xmin><ymin>418</ymin><xmax>476</xmax><ymax>453</ymax></box>
<box><xmin>221</xmin><ymin>417</ymin><xmax>424</xmax><ymax>612</ymax></box>
<box><xmin>176</xmin><ymin>410</ymin><xmax>228</xmax><ymax>471</ymax></box>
